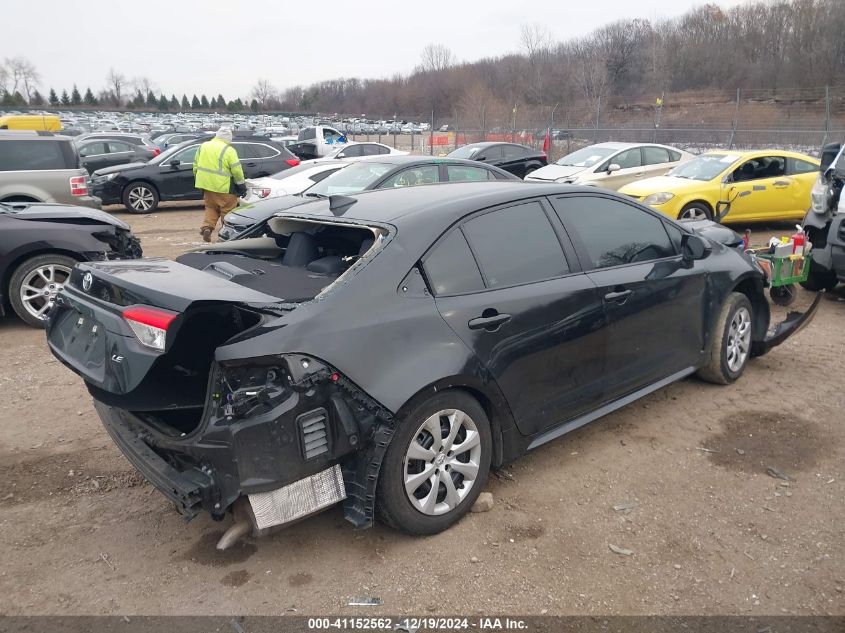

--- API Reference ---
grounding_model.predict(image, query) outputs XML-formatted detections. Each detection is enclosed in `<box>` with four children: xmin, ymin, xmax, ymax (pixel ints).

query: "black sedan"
<box><xmin>90</xmin><ymin>136</ymin><xmax>300</xmax><ymax>213</ymax></box>
<box><xmin>77</xmin><ymin>138</ymin><xmax>158</xmax><ymax>175</ymax></box>
<box><xmin>46</xmin><ymin>183</ymin><xmax>819</xmax><ymax>548</ymax></box>
<box><xmin>218</xmin><ymin>155</ymin><xmax>518</xmax><ymax>240</ymax></box>
<box><xmin>447</xmin><ymin>142</ymin><xmax>547</xmax><ymax>178</ymax></box>
<box><xmin>0</xmin><ymin>200</ymin><xmax>141</xmax><ymax>327</ymax></box>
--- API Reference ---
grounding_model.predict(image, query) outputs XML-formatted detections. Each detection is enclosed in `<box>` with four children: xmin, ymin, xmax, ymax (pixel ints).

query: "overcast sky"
<box><xmin>12</xmin><ymin>0</ymin><xmax>745</xmax><ymax>100</ymax></box>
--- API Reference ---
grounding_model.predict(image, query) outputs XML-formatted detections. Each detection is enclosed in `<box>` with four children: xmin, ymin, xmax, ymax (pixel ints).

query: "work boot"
<box><xmin>200</xmin><ymin>227</ymin><xmax>212</xmax><ymax>243</ymax></box>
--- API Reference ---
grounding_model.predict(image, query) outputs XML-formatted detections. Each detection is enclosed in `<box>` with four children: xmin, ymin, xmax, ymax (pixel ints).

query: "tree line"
<box><xmin>3</xmin><ymin>0</ymin><xmax>844</xmax><ymax>124</ymax></box>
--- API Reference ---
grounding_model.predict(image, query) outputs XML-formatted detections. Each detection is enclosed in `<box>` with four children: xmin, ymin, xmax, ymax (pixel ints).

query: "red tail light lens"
<box><xmin>285</xmin><ymin>158</ymin><xmax>300</xmax><ymax>167</ymax></box>
<box><xmin>152</xmin><ymin>148</ymin><xmax>161</xmax><ymax>157</ymax></box>
<box><xmin>70</xmin><ymin>176</ymin><xmax>88</xmax><ymax>196</ymax></box>
<box><xmin>122</xmin><ymin>306</ymin><xmax>178</xmax><ymax>351</ymax></box>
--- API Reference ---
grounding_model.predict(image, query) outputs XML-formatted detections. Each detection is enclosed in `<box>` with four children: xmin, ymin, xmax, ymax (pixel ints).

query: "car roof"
<box><xmin>698</xmin><ymin>149</ymin><xmax>819</xmax><ymax>161</ymax></box>
<box><xmin>274</xmin><ymin>181</ymin><xmax>600</xmax><ymax>231</ymax></box>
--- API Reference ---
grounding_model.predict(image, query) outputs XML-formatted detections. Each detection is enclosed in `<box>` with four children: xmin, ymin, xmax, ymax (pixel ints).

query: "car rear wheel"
<box><xmin>377</xmin><ymin>391</ymin><xmax>492</xmax><ymax>535</ymax></box>
<box><xmin>697</xmin><ymin>292</ymin><xmax>753</xmax><ymax>385</ymax></box>
<box><xmin>678</xmin><ymin>202</ymin><xmax>712</xmax><ymax>221</ymax></box>
<box><xmin>800</xmin><ymin>267</ymin><xmax>838</xmax><ymax>291</ymax></box>
<box><xmin>122</xmin><ymin>182</ymin><xmax>159</xmax><ymax>214</ymax></box>
<box><xmin>8</xmin><ymin>254</ymin><xmax>76</xmax><ymax>328</ymax></box>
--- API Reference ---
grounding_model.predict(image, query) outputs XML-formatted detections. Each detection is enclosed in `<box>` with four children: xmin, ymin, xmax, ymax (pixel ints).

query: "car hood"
<box><xmin>4</xmin><ymin>202</ymin><xmax>131</xmax><ymax>230</ymax></box>
<box><xmin>620</xmin><ymin>175</ymin><xmax>707</xmax><ymax>197</ymax></box>
<box><xmin>227</xmin><ymin>195</ymin><xmax>312</xmax><ymax>226</ymax></box>
<box><xmin>525</xmin><ymin>164</ymin><xmax>587</xmax><ymax>181</ymax></box>
<box><xmin>683</xmin><ymin>218</ymin><xmax>742</xmax><ymax>247</ymax></box>
<box><xmin>93</xmin><ymin>161</ymin><xmax>148</xmax><ymax>176</ymax></box>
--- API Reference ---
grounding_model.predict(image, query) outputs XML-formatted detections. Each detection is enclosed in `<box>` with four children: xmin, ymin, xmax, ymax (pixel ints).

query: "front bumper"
<box><xmin>752</xmin><ymin>291</ymin><xmax>824</xmax><ymax>356</ymax></box>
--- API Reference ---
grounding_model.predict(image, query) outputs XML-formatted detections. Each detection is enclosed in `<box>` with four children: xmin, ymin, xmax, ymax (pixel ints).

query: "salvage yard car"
<box><xmin>620</xmin><ymin>149</ymin><xmax>820</xmax><ymax>222</ymax></box>
<box><xmin>525</xmin><ymin>142</ymin><xmax>691</xmax><ymax>189</ymax></box>
<box><xmin>1</xmin><ymin>200</ymin><xmax>141</xmax><ymax>327</ymax></box>
<box><xmin>45</xmin><ymin>183</ymin><xmax>819</xmax><ymax>548</ymax></box>
<box><xmin>90</xmin><ymin>135</ymin><xmax>300</xmax><ymax>213</ymax></box>
<box><xmin>447</xmin><ymin>142</ymin><xmax>548</xmax><ymax>179</ymax></box>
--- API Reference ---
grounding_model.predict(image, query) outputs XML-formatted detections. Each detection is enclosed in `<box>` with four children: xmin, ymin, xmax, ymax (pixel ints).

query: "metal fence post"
<box><xmin>594</xmin><ymin>96</ymin><xmax>601</xmax><ymax>143</ymax></box>
<box><xmin>653</xmin><ymin>92</ymin><xmax>664</xmax><ymax>143</ymax></box>
<box><xmin>430</xmin><ymin>110</ymin><xmax>434</xmax><ymax>156</ymax></box>
<box><xmin>822</xmin><ymin>85</ymin><xmax>830</xmax><ymax>147</ymax></box>
<box><xmin>728</xmin><ymin>88</ymin><xmax>740</xmax><ymax>149</ymax></box>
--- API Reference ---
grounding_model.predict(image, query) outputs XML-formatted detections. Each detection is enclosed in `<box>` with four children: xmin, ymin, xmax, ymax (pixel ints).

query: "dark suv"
<box><xmin>90</xmin><ymin>134</ymin><xmax>301</xmax><ymax>213</ymax></box>
<box><xmin>0</xmin><ymin>131</ymin><xmax>101</xmax><ymax>209</ymax></box>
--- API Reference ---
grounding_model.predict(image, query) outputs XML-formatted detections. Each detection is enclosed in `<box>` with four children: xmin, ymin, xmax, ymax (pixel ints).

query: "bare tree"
<box><xmin>106</xmin><ymin>68</ymin><xmax>126</xmax><ymax>106</ymax></box>
<box><xmin>520</xmin><ymin>24</ymin><xmax>553</xmax><ymax>104</ymax></box>
<box><xmin>4</xmin><ymin>57</ymin><xmax>39</xmax><ymax>101</ymax></box>
<box><xmin>132</xmin><ymin>76</ymin><xmax>156</xmax><ymax>96</ymax></box>
<box><xmin>0</xmin><ymin>65</ymin><xmax>9</xmax><ymax>95</ymax></box>
<box><xmin>418</xmin><ymin>44</ymin><xmax>455</xmax><ymax>73</ymax></box>
<box><xmin>251</xmin><ymin>79</ymin><xmax>276</xmax><ymax>109</ymax></box>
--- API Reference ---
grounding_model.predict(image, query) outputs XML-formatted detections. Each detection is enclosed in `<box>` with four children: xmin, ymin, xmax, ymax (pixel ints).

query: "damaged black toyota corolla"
<box><xmin>45</xmin><ymin>183</ymin><xmax>820</xmax><ymax>548</ymax></box>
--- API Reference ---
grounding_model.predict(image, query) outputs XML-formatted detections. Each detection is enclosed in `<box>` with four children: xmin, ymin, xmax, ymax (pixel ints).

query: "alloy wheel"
<box><xmin>128</xmin><ymin>186</ymin><xmax>155</xmax><ymax>212</ymax></box>
<box><xmin>403</xmin><ymin>408</ymin><xmax>482</xmax><ymax>516</ymax></box>
<box><xmin>18</xmin><ymin>263</ymin><xmax>72</xmax><ymax>321</ymax></box>
<box><xmin>680</xmin><ymin>206</ymin><xmax>709</xmax><ymax>221</ymax></box>
<box><xmin>726</xmin><ymin>306</ymin><xmax>751</xmax><ymax>373</ymax></box>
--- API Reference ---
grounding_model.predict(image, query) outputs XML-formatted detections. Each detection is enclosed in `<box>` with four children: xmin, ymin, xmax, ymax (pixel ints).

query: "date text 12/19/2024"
<box><xmin>307</xmin><ymin>617</ymin><xmax>528</xmax><ymax>630</ymax></box>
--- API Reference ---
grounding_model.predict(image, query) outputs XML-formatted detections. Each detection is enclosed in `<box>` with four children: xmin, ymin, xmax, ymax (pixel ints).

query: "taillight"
<box><xmin>152</xmin><ymin>148</ymin><xmax>161</xmax><ymax>157</ymax></box>
<box><xmin>70</xmin><ymin>176</ymin><xmax>88</xmax><ymax>196</ymax></box>
<box><xmin>252</xmin><ymin>187</ymin><xmax>271</xmax><ymax>199</ymax></box>
<box><xmin>122</xmin><ymin>305</ymin><xmax>178</xmax><ymax>351</ymax></box>
<box><xmin>285</xmin><ymin>158</ymin><xmax>300</xmax><ymax>167</ymax></box>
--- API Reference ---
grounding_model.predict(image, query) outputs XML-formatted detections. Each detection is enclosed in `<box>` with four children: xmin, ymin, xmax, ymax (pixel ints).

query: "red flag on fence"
<box><xmin>542</xmin><ymin>129</ymin><xmax>551</xmax><ymax>155</ymax></box>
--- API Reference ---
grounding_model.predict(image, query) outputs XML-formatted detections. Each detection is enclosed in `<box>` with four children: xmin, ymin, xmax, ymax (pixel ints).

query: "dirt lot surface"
<box><xmin>0</xmin><ymin>203</ymin><xmax>843</xmax><ymax>616</ymax></box>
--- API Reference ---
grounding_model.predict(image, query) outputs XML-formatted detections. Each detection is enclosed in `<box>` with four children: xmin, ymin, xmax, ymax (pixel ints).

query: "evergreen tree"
<box><xmin>191</xmin><ymin>94</ymin><xmax>201</xmax><ymax>109</ymax></box>
<box><xmin>158</xmin><ymin>94</ymin><xmax>169</xmax><ymax>111</ymax></box>
<box><xmin>200</xmin><ymin>95</ymin><xmax>209</xmax><ymax>109</ymax></box>
<box><xmin>70</xmin><ymin>84</ymin><xmax>82</xmax><ymax>106</ymax></box>
<box><xmin>48</xmin><ymin>88</ymin><xmax>59</xmax><ymax>106</ymax></box>
<box><xmin>60</xmin><ymin>89</ymin><xmax>71</xmax><ymax>106</ymax></box>
<box><xmin>145</xmin><ymin>90</ymin><xmax>157</xmax><ymax>108</ymax></box>
<box><xmin>209</xmin><ymin>96</ymin><xmax>218</xmax><ymax>109</ymax></box>
<box><xmin>30</xmin><ymin>90</ymin><xmax>45</xmax><ymax>106</ymax></box>
<box><xmin>131</xmin><ymin>90</ymin><xmax>144</xmax><ymax>108</ymax></box>
<box><xmin>1</xmin><ymin>92</ymin><xmax>15</xmax><ymax>106</ymax></box>
<box><xmin>250</xmin><ymin>99</ymin><xmax>259</xmax><ymax>113</ymax></box>
<box><xmin>14</xmin><ymin>92</ymin><xmax>27</xmax><ymax>106</ymax></box>
<box><xmin>170</xmin><ymin>94</ymin><xmax>179</xmax><ymax>109</ymax></box>
<box><xmin>181</xmin><ymin>94</ymin><xmax>190</xmax><ymax>110</ymax></box>
<box><xmin>83</xmin><ymin>87</ymin><xmax>98</xmax><ymax>106</ymax></box>
<box><xmin>217</xmin><ymin>94</ymin><xmax>226</xmax><ymax>109</ymax></box>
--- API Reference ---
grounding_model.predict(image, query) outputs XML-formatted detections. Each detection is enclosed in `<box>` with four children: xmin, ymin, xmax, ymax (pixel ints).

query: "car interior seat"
<box><xmin>281</xmin><ymin>232</ymin><xmax>318</xmax><ymax>267</ymax></box>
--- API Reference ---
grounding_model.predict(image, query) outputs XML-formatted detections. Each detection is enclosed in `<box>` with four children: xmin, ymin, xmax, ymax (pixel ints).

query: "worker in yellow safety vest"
<box><xmin>193</xmin><ymin>127</ymin><xmax>246</xmax><ymax>242</ymax></box>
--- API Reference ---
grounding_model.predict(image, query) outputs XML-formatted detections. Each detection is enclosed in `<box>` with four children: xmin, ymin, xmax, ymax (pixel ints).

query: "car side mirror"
<box><xmin>169</xmin><ymin>158</ymin><xmax>180</xmax><ymax>167</ymax></box>
<box><xmin>607</xmin><ymin>163</ymin><xmax>621</xmax><ymax>174</ymax></box>
<box><xmin>681</xmin><ymin>233</ymin><xmax>711</xmax><ymax>261</ymax></box>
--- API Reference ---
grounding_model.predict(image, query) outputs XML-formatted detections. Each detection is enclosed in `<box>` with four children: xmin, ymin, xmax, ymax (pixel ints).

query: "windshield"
<box><xmin>0</xmin><ymin>201</ymin><xmax>13</xmax><ymax>212</ymax></box>
<box><xmin>448</xmin><ymin>145</ymin><xmax>482</xmax><ymax>159</ymax></box>
<box><xmin>306</xmin><ymin>161</ymin><xmax>393</xmax><ymax>196</ymax></box>
<box><xmin>555</xmin><ymin>146</ymin><xmax>616</xmax><ymax>167</ymax></box>
<box><xmin>668</xmin><ymin>154</ymin><xmax>737</xmax><ymax>181</ymax></box>
<box><xmin>269</xmin><ymin>163</ymin><xmax>334</xmax><ymax>180</ymax></box>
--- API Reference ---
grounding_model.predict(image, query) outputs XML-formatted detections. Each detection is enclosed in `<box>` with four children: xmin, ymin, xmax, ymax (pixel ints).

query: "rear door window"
<box><xmin>422</xmin><ymin>229</ymin><xmax>485</xmax><ymax>295</ymax></box>
<box><xmin>643</xmin><ymin>146</ymin><xmax>671</xmax><ymax>165</ymax></box>
<box><xmin>78</xmin><ymin>142</ymin><xmax>108</xmax><ymax>157</ymax></box>
<box><xmin>463</xmin><ymin>201</ymin><xmax>569</xmax><ymax>288</ymax></box>
<box><xmin>502</xmin><ymin>145</ymin><xmax>526</xmax><ymax>159</ymax></box>
<box><xmin>446</xmin><ymin>165</ymin><xmax>490</xmax><ymax>182</ymax></box>
<box><xmin>380</xmin><ymin>165</ymin><xmax>440</xmax><ymax>188</ymax></box>
<box><xmin>788</xmin><ymin>157</ymin><xmax>818</xmax><ymax>175</ymax></box>
<box><xmin>552</xmin><ymin>196</ymin><xmax>675</xmax><ymax>269</ymax></box>
<box><xmin>107</xmin><ymin>141</ymin><xmax>133</xmax><ymax>153</ymax></box>
<box><xmin>340</xmin><ymin>145</ymin><xmax>363</xmax><ymax>157</ymax></box>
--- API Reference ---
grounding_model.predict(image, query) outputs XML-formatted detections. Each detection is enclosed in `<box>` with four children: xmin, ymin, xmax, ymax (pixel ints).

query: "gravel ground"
<box><xmin>0</xmin><ymin>203</ymin><xmax>842</xmax><ymax>616</ymax></box>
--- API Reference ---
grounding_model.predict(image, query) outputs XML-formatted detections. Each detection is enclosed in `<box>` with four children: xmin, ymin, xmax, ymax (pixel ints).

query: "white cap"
<box><xmin>216</xmin><ymin>127</ymin><xmax>233</xmax><ymax>142</ymax></box>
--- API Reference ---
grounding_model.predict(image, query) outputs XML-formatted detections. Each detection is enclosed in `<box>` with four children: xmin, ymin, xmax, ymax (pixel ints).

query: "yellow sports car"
<box><xmin>619</xmin><ymin>150</ymin><xmax>820</xmax><ymax>223</ymax></box>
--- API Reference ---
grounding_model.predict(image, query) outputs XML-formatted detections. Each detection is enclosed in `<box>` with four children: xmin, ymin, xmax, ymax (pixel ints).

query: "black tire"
<box><xmin>678</xmin><ymin>202</ymin><xmax>713</xmax><ymax>222</ymax></box>
<box><xmin>8</xmin><ymin>254</ymin><xmax>77</xmax><ymax>328</ymax></box>
<box><xmin>770</xmin><ymin>284</ymin><xmax>797</xmax><ymax>306</ymax></box>
<box><xmin>122</xmin><ymin>182</ymin><xmax>159</xmax><ymax>214</ymax></box>
<box><xmin>377</xmin><ymin>391</ymin><xmax>492</xmax><ymax>535</ymax></box>
<box><xmin>697</xmin><ymin>292</ymin><xmax>753</xmax><ymax>385</ymax></box>
<box><xmin>800</xmin><ymin>267</ymin><xmax>838</xmax><ymax>291</ymax></box>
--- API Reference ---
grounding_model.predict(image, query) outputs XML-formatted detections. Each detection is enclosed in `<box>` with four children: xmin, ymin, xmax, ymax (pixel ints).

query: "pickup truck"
<box><xmin>288</xmin><ymin>125</ymin><xmax>347</xmax><ymax>160</ymax></box>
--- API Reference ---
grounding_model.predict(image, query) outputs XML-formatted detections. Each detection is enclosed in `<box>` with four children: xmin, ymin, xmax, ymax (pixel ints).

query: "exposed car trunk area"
<box><xmin>48</xmin><ymin>217</ymin><xmax>384</xmax><ymax>439</ymax></box>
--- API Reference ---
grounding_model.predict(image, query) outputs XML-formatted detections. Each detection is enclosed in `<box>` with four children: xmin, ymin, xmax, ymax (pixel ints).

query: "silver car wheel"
<box><xmin>726</xmin><ymin>306</ymin><xmax>751</xmax><ymax>373</ymax></box>
<box><xmin>18</xmin><ymin>263</ymin><xmax>72</xmax><ymax>321</ymax></box>
<box><xmin>403</xmin><ymin>408</ymin><xmax>482</xmax><ymax>516</ymax></box>
<box><xmin>128</xmin><ymin>186</ymin><xmax>154</xmax><ymax>211</ymax></box>
<box><xmin>680</xmin><ymin>206</ymin><xmax>709</xmax><ymax>221</ymax></box>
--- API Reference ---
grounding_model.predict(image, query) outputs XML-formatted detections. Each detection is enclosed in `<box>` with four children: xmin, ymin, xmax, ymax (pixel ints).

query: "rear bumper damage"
<box><xmin>92</xmin><ymin>354</ymin><xmax>395</xmax><ymax>545</ymax></box>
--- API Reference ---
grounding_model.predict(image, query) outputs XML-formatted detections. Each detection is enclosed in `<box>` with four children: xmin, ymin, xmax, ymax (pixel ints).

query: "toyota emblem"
<box><xmin>82</xmin><ymin>272</ymin><xmax>93</xmax><ymax>292</ymax></box>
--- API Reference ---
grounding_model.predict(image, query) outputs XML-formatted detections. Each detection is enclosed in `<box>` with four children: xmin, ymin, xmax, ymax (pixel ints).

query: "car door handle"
<box><xmin>468</xmin><ymin>312</ymin><xmax>511</xmax><ymax>331</ymax></box>
<box><xmin>773</xmin><ymin>180</ymin><xmax>791</xmax><ymax>187</ymax></box>
<box><xmin>604</xmin><ymin>289</ymin><xmax>632</xmax><ymax>303</ymax></box>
